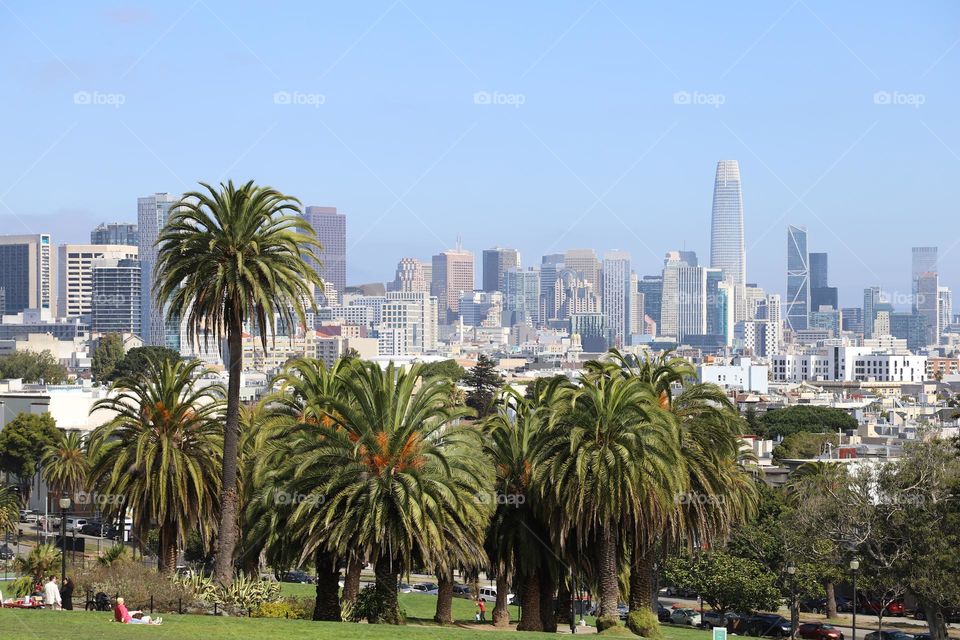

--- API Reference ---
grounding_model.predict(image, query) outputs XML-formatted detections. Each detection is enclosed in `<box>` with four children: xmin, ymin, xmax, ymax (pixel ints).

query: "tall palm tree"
<box><xmin>41</xmin><ymin>431</ymin><xmax>89</xmax><ymax>504</ymax></box>
<box><xmin>0</xmin><ymin>485</ymin><xmax>20</xmax><ymax>535</ymax></box>
<box><xmin>155</xmin><ymin>180</ymin><xmax>322</xmax><ymax>586</ymax></box>
<box><xmin>313</xmin><ymin>360</ymin><xmax>488</xmax><ymax>624</ymax></box>
<box><xmin>88</xmin><ymin>357</ymin><xmax>224</xmax><ymax>575</ymax></box>
<box><xmin>536</xmin><ymin>365</ymin><xmax>679</xmax><ymax>628</ymax></box>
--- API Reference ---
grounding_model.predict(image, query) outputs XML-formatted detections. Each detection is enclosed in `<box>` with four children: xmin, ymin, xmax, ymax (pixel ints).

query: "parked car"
<box><xmin>19</xmin><ymin>510</ymin><xmax>38</xmax><ymax>523</ymax></box>
<box><xmin>670</xmin><ymin>608</ymin><xmax>702</xmax><ymax>626</ymax></box>
<box><xmin>64</xmin><ymin>517</ymin><xmax>87</xmax><ymax>532</ymax></box>
<box><xmin>914</xmin><ymin>635</ymin><xmax>930</xmax><ymax>640</ymax></box>
<box><xmin>398</xmin><ymin>583</ymin><xmax>414</xmax><ymax>593</ymax></box>
<box><xmin>703</xmin><ymin>611</ymin><xmax>738</xmax><ymax>628</ymax></box>
<box><xmin>834</xmin><ymin>597</ymin><xmax>854</xmax><ymax>613</ymax></box>
<box><xmin>864</xmin><ymin>631</ymin><xmax>915</xmax><ymax>640</ymax></box>
<box><xmin>660</xmin><ymin>586</ymin><xmax>699</xmax><ymax>598</ymax></box>
<box><xmin>914</xmin><ymin>608</ymin><xmax>960</xmax><ymax>622</ymax></box>
<box><xmin>656</xmin><ymin>603</ymin><xmax>672</xmax><ymax>623</ymax></box>
<box><xmin>799</xmin><ymin>622</ymin><xmax>845</xmax><ymax>640</ymax></box>
<box><xmin>413</xmin><ymin>582</ymin><xmax>438</xmax><ymax>593</ymax></box>
<box><xmin>0</xmin><ymin>544</ymin><xmax>14</xmax><ymax>560</ymax></box>
<box><xmin>858</xmin><ymin>598</ymin><xmax>905</xmax><ymax>616</ymax></box>
<box><xmin>477</xmin><ymin>586</ymin><xmax>514</xmax><ymax>604</ymax></box>
<box><xmin>281</xmin><ymin>570</ymin><xmax>313</xmax><ymax>584</ymax></box>
<box><xmin>744</xmin><ymin>614</ymin><xmax>792</xmax><ymax>637</ymax></box>
<box><xmin>80</xmin><ymin>520</ymin><xmax>105</xmax><ymax>536</ymax></box>
<box><xmin>452</xmin><ymin>585</ymin><xmax>472</xmax><ymax>599</ymax></box>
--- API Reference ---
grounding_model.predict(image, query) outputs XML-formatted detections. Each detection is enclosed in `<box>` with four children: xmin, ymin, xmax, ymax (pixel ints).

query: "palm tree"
<box><xmin>536</xmin><ymin>365</ymin><xmax>679</xmax><ymax>628</ymax></box>
<box><xmin>14</xmin><ymin>544</ymin><xmax>61</xmax><ymax>583</ymax></box>
<box><xmin>0</xmin><ymin>485</ymin><xmax>20</xmax><ymax>535</ymax></box>
<box><xmin>41</xmin><ymin>431</ymin><xmax>89</xmax><ymax>504</ymax></box>
<box><xmin>155</xmin><ymin>180</ymin><xmax>322</xmax><ymax>586</ymax></box>
<box><xmin>88</xmin><ymin>357</ymin><xmax>224</xmax><ymax>575</ymax></box>
<box><xmin>98</xmin><ymin>543</ymin><xmax>132</xmax><ymax>567</ymax></box>
<box><xmin>313</xmin><ymin>360</ymin><xmax>489</xmax><ymax>624</ymax></box>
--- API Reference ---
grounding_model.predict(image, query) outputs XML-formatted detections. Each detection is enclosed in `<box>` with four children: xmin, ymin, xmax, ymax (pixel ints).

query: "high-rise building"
<box><xmin>555</xmin><ymin>269</ymin><xmax>600</xmax><ymax>320</ymax></box>
<box><xmin>754</xmin><ymin>294</ymin><xmax>783</xmax><ymax>350</ymax></box>
<box><xmin>459</xmin><ymin>291</ymin><xmax>502</xmax><ymax>327</ymax></box>
<box><xmin>503</xmin><ymin>267</ymin><xmax>540</xmax><ymax>327</ymax></box>
<box><xmin>379</xmin><ymin>291</ymin><xmax>438</xmax><ymax>355</ymax></box>
<box><xmin>539</xmin><ymin>254</ymin><xmax>564</xmax><ymax>323</ymax></box>
<box><xmin>809</xmin><ymin>251</ymin><xmax>838</xmax><ymax>311</ymax></box>
<box><xmin>564</xmin><ymin>249</ymin><xmax>599</xmax><ymax>288</ymax></box>
<box><xmin>912</xmin><ymin>247</ymin><xmax>938</xmax><ymax>280</ymax></box>
<box><xmin>638</xmin><ymin>275</ymin><xmax>663</xmax><ymax>332</ymax></box>
<box><xmin>709</xmin><ymin>160</ymin><xmax>746</xmax><ymax>286</ymax></box>
<box><xmin>705</xmin><ymin>268</ymin><xmax>727</xmax><ymax>337</ymax></box>
<box><xmin>482</xmin><ymin>248</ymin><xmax>520</xmax><ymax>293</ymax></box>
<box><xmin>431</xmin><ymin>249</ymin><xmax>474</xmax><ymax>323</ymax></box>
<box><xmin>785</xmin><ymin>225</ymin><xmax>809</xmax><ymax>331</ymax></box>
<box><xmin>601</xmin><ymin>251</ymin><xmax>630</xmax><ymax>348</ymax></box>
<box><xmin>915</xmin><ymin>271</ymin><xmax>939</xmax><ymax>345</ymax></box>
<box><xmin>91</xmin><ymin>258</ymin><xmax>141</xmax><ymax>335</ymax></box>
<box><xmin>57</xmin><ymin>244</ymin><xmax>138</xmax><ymax>319</ymax></box>
<box><xmin>863</xmin><ymin>286</ymin><xmax>883</xmax><ymax>338</ymax></box>
<box><xmin>939</xmin><ymin>287</ymin><xmax>953</xmax><ymax>332</ymax></box>
<box><xmin>91</xmin><ymin>222</ymin><xmax>138</xmax><ymax>246</ymax></box>
<box><xmin>390</xmin><ymin>257</ymin><xmax>429</xmax><ymax>293</ymax></box>
<box><xmin>628</xmin><ymin>273</ymin><xmax>645</xmax><ymax>337</ymax></box>
<box><xmin>138</xmin><ymin>193</ymin><xmax>179</xmax><ymax>346</ymax></box>
<box><xmin>809</xmin><ymin>252</ymin><xmax>828</xmax><ymax>288</ymax></box>
<box><xmin>0</xmin><ymin>234</ymin><xmax>55</xmax><ymax>315</ymax></box>
<box><xmin>303</xmin><ymin>206</ymin><xmax>346</xmax><ymax>305</ymax></box>
<box><xmin>841</xmin><ymin>307</ymin><xmax>864</xmax><ymax>335</ymax></box>
<box><xmin>570</xmin><ymin>312</ymin><xmax>607</xmax><ymax>352</ymax></box>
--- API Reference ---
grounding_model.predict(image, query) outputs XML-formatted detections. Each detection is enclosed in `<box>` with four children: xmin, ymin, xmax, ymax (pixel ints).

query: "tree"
<box><xmin>757</xmin><ymin>405</ymin><xmax>857</xmax><ymax>439</ymax></box>
<box><xmin>0</xmin><ymin>350</ymin><xmax>67</xmax><ymax>384</ymax></box>
<box><xmin>91</xmin><ymin>333</ymin><xmax>125</xmax><ymax>382</ymax></box>
<box><xmin>772</xmin><ymin>431</ymin><xmax>839</xmax><ymax>461</ymax></box>
<box><xmin>156</xmin><ymin>180</ymin><xmax>322</xmax><ymax>587</ymax></box>
<box><xmin>665</xmin><ymin>551</ymin><xmax>781</xmax><ymax>615</ymax></box>
<box><xmin>108</xmin><ymin>346</ymin><xmax>180</xmax><ymax>382</ymax></box>
<box><xmin>40</xmin><ymin>430</ymin><xmax>89</xmax><ymax>501</ymax></box>
<box><xmin>463</xmin><ymin>355</ymin><xmax>503</xmax><ymax>418</ymax></box>
<box><xmin>421</xmin><ymin>359</ymin><xmax>466</xmax><ymax>382</ymax></box>
<box><xmin>744</xmin><ymin>405</ymin><xmax>760</xmax><ymax>434</ymax></box>
<box><xmin>88</xmin><ymin>357</ymin><xmax>224</xmax><ymax>575</ymax></box>
<box><xmin>0</xmin><ymin>485</ymin><xmax>21</xmax><ymax>535</ymax></box>
<box><xmin>14</xmin><ymin>544</ymin><xmax>61</xmax><ymax>583</ymax></box>
<box><xmin>0</xmin><ymin>413</ymin><xmax>60</xmax><ymax>500</ymax></box>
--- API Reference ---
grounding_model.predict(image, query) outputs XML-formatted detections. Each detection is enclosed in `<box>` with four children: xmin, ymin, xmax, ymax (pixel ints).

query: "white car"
<box><xmin>19</xmin><ymin>510</ymin><xmax>38</xmax><ymax>523</ymax></box>
<box><xmin>64</xmin><ymin>517</ymin><xmax>87</xmax><ymax>532</ymax></box>
<box><xmin>670</xmin><ymin>608</ymin><xmax>702</xmax><ymax>626</ymax></box>
<box><xmin>477</xmin><ymin>586</ymin><xmax>515</xmax><ymax>604</ymax></box>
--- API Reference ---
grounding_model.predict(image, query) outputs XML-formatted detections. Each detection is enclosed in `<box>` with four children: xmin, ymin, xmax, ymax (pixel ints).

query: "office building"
<box><xmin>303</xmin><ymin>206</ymin><xmax>347</xmax><ymax>305</ymax></box>
<box><xmin>378</xmin><ymin>291</ymin><xmax>438</xmax><ymax>355</ymax></box>
<box><xmin>841</xmin><ymin>307</ymin><xmax>864</xmax><ymax>335</ymax></box>
<box><xmin>0</xmin><ymin>234</ymin><xmax>55</xmax><ymax>315</ymax></box>
<box><xmin>863</xmin><ymin>286</ymin><xmax>884</xmax><ymax>338</ymax></box>
<box><xmin>601</xmin><ymin>251</ymin><xmax>630</xmax><ymax>347</ymax></box>
<box><xmin>628</xmin><ymin>273</ymin><xmax>645</xmax><ymax>337</ymax></box>
<box><xmin>431</xmin><ymin>249</ymin><xmax>475</xmax><ymax>323</ymax></box>
<box><xmin>564</xmin><ymin>249</ymin><xmax>599</xmax><ymax>288</ymax></box>
<box><xmin>539</xmin><ymin>254</ymin><xmax>565</xmax><ymax>323</ymax></box>
<box><xmin>638</xmin><ymin>275</ymin><xmax>663</xmax><ymax>333</ymax></box>
<box><xmin>570</xmin><ymin>312</ymin><xmax>607</xmax><ymax>352</ymax></box>
<box><xmin>939</xmin><ymin>287</ymin><xmax>953</xmax><ymax>332</ymax></box>
<box><xmin>138</xmin><ymin>193</ymin><xmax>179</xmax><ymax>346</ymax></box>
<box><xmin>890</xmin><ymin>312</ymin><xmax>928</xmax><ymax>353</ymax></box>
<box><xmin>390</xmin><ymin>257</ymin><xmax>429</xmax><ymax>293</ymax></box>
<box><xmin>91</xmin><ymin>258</ymin><xmax>141</xmax><ymax>335</ymax></box>
<box><xmin>57</xmin><ymin>244</ymin><xmax>138</xmax><ymax>319</ymax></box>
<box><xmin>785</xmin><ymin>225</ymin><xmax>809</xmax><ymax>331</ymax></box>
<box><xmin>808</xmin><ymin>251</ymin><xmax>838</xmax><ymax>311</ymax></box>
<box><xmin>482</xmin><ymin>247</ymin><xmax>520</xmax><ymax>293</ymax></box>
<box><xmin>709</xmin><ymin>160</ymin><xmax>746</xmax><ymax>286</ymax></box>
<box><xmin>915</xmin><ymin>271</ymin><xmax>939</xmax><ymax>345</ymax></box>
<box><xmin>459</xmin><ymin>291</ymin><xmax>502</xmax><ymax>327</ymax></box>
<box><xmin>503</xmin><ymin>267</ymin><xmax>540</xmax><ymax>327</ymax></box>
<box><xmin>90</xmin><ymin>222</ymin><xmax>138</xmax><ymax>246</ymax></box>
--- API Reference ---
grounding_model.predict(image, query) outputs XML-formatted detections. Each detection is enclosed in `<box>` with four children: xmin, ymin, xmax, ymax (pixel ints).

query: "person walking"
<box><xmin>476</xmin><ymin>597</ymin><xmax>487</xmax><ymax>623</ymax></box>
<box><xmin>61</xmin><ymin>577</ymin><xmax>75</xmax><ymax>610</ymax></box>
<box><xmin>42</xmin><ymin>575</ymin><xmax>62</xmax><ymax>610</ymax></box>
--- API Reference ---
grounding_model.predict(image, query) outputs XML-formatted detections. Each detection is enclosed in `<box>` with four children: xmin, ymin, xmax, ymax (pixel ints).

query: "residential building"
<box><xmin>57</xmin><ymin>244</ymin><xmax>138</xmax><ymax>319</ymax></box>
<box><xmin>698</xmin><ymin>357</ymin><xmax>768</xmax><ymax>393</ymax></box>
<box><xmin>138</xmin><ymin>193</ymin><xmax>179</xmax><ymax>347</ymax></box>
<box><xmin>90</xmin><ymin>222</ymin><xmax>138</xmax><ymax>246</ymax></box>
<box><xmin>91</xmin><ymin>258</ymin><xmax>142</xmax><ymax>335</ymax></box>
<box><xmin>0</xmin><ymin>234</ymin><xmax>55</xmax><ymax>315</ymax></box>
<box><xmin>771</xmin><ymin>346</ymin><xmax>927</xmax><ymax>384</ymax></box>
<box><xmin>939</xmin><ymin>287</ymin><xmax>953</xmax><ymax>333</ymax></box>
<box><xmin>601</xmin><ymin>250</ymin><xmax>630</xmax><ymax>347</ymax></box>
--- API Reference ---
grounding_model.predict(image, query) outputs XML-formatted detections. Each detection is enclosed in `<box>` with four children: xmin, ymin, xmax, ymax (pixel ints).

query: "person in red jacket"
<box><xmin>113</xmin><ymin>597</ymin><xmax>162</xmax><ymax>625</ymax></box>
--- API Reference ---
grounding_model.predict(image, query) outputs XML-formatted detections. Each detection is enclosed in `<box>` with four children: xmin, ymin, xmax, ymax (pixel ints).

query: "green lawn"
<box><xmin>0</xmin><ymin>607</ymin><xmax>710</xmax><ymax>640</ymax></box>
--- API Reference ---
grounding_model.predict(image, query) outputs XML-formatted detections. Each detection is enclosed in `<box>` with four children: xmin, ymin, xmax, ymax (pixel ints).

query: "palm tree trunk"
<box><xmin>556</xmin><ymin>574</ymin><xmax>572</xmax><ymax>626</ymax></box>
<box><xmin>492</xmin><ymin>572</ymin><xmax>511</xmax><ymax>627</ymax></box>
<box><xmin>373</xmin><ymin>554</ymin><xmax>402</xmax><ymax>624</ymax></box>
<box><xmin>312</xmin><ymin>548</ymin><xmax>342</xmax><ymax>621</ymax></box>
<box><xmin>157</xmin><ymin>521</ymin><xmax>177</xmax><ymax>576</ymax></box>
<box><xmin>539</xmin><ymin>570</ymin><xmax>557</xmax><ymax>632</ymax></box>
<box><xmin>434</xmin><ymin>567</ymin><xmax>454</xmax><ymax>624</ymax></box>
<box><xmin>596</xmin><ymin>525</ymin><xmax>620</xmax><ymax>628</ymax></box>
<box><xmin>517</xmin><ymin>571</ymin><xmax>543</xmax><ymax>631</ymax></box>
<box><xmin>824</xmin><ymin>581</ymin><xmax>837</xmax><ymax>618</ymax></box>
<box><xmin>342</xmin><ymin>553</ymin><xmax>362</xmax><ymax>604</ymax></box>
<box><xmin>214</xmin><ymin>318</ymin><xmax>243</xmax><ymax>588</ymax></box>
<box><xmin>629</xmin><ymin>545</ymin><xmax>655</xmax><ymax>612</ymax></box>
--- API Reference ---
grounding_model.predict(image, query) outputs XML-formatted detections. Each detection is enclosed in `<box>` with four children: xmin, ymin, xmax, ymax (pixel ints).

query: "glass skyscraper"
<box><xmin>786</xmin><ymin>225</ymin><xmax>809</xmax><ymax>331</ymax></box>
<box><xmin>709</xmin><ymin>160</ymin><xmax>746</xmax><ymax>286</ymax></box>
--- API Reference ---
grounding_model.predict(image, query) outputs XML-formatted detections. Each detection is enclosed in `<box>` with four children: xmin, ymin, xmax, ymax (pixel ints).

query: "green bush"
<box><xmin>627</xmin><ymin>609</ymin><xmax>664</xmax><ymax>639</ymax></box>
<box><xmin>596</xmin><ymin>615</ymin><xmax>623</xmax><ymax>632</ymax></box>
<box><xmin>252</xmin><ymin>599</ymin><xmax>306</xmax><ymax>619</ymax></box>
<box><xmin>347</xmin><ymin>585</ymin><xmax>405</xmax><ymax>623</ymax></box>
<box><xmin>74</xmin><ymin>561</ymin><xmax>192</xmax><ymax>612</ymax></box>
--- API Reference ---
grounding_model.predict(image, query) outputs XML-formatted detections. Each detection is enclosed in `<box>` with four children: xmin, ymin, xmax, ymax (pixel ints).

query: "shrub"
<box><xmin>597</xmin><ymin>615</ymin><xmax>623</xmax><ymax>632</ymax></box>
<box><xmin>627</xmin><ymin>609</ymin><xmax>665</xmax><ymax>639</ymax></box>
<box><xmin>74</xmin><ymin>561</ymin><xmax>192</xmax><ymax>612</ymax></box>
<box><xmin>347</xmin><ymin>585</ymin><xmax>405</xmax><ymax>623</ymax></box>
<box><xmin>253</xmin><ymin>599</ymin><xmax>309</xmax><ymax>619</ymax></box>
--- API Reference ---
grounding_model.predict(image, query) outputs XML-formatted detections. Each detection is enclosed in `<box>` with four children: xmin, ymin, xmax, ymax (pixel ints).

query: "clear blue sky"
<box><xmin>1</xmin><ymin>1</ymin><xmax>958</xmax><ymax>306</ymax></box>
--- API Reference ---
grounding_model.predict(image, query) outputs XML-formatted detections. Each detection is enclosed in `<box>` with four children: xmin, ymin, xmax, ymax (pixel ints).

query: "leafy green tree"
<box><xmin>772</xmin><ymin>431</ymin><xmax>839</xmax><ymax>461</ymax></box>
<box><xmin>744</xmin><ymin>405</ymin><xmax>760</xmax><ymax>434</ymax></box>
<box><xmin>0</xmin><ymin>413</ymin><xmax>60</xmax><ymax>500</ymax></box>
<box><xmin>108</xmin><ymin>346</ymin><xmax>180</xmax><ymax>382</ymax></box>
<box><xmin>156</xmin><ymin>180</ymin><xmax>322</xmax><ymax>587</ymax></box>
<box><xmin>463</xmin><ymin>354</ymin><xmax>503</xmax><ymax>418</ymax></box>
<box><xmin>89</xmin><ymin>357</ymin><xmax>224</xmax><ymax>575</ymax></box>
<box><xmin>757</xmin><ymin>405</ymin><xmax>857</xmax><ymax>438</ymax></box>
<box><xmin>665</xmin><ymin>550</ymin><xmax>781</xmax><ymax>615</ymax></box>
<box><xmin>0</xmin><ymin>350</ymin><xmax>67</xmax><ymax>384</ymax></box>
<box><xmin>41</xmin><ymin>430</ymin><xmax>89</xmax><ymax>501</ymax></box>
<box><xmin>91</xmin><ymin>333</ymin><xmax>125</xmax><ymax>381</ymax></box>
<box><xmin>420</xmin><ymin>359</ymin><xmax>465</xmax><ymax>381</ymax></box>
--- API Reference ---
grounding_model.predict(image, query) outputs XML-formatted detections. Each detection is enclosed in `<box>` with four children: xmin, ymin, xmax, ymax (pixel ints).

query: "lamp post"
<box><xmin>59</xmin><ymin>495</ymin><xmax>71</xmax><ymax>583</ymax></box>
<box><xmin>850</xmin><ymin>560</ymin><xmax>860</xmax><ymax>640</ymax></box>
<box><xmin>787</xmin><ymin>565</ymin><xmax>798</xmax><ymax>640</ymax></box>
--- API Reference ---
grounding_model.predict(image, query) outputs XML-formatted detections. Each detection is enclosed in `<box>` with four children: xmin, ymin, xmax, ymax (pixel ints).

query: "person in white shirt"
<box><xmin>43</xmin><ymin>576</ymin><xmax>62</xmax><ymax>610</ymax></box>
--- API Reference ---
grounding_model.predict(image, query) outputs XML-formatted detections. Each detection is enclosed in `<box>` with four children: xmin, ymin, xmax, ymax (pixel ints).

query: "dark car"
<box><xmin>452</xmin><ymin>585</ymin><xmax>472</xmax><ymax>599</ymax></box>
<box><xmin>799</xmin><ymin>622</ymin><xmax>844</xmax><ymax>640</ymax></box>
<box><xmin>745</xmin><ymin>614</ymin><xmax>792</xmax><ymax>638</ymax></box>
<box><xmin>656</xmin><ymin>603</ymin><xmax>672</xmax><ymax>623</ymax></box>
<box><xmin>864</xmin><ymin>632</ymin><xmax>915</xmax><ymax>640</ymax></box>
<box><xmin>914</xmin><ymin>608</ymin><xmax>960</xmax><ymax>623</ymax></box>
<box><xmin>80</xmin><ymin>520</ymin><xmax>104</xmax><ymax>536</ymax></box>
<box><xmin>0</xmin><ymin>544</ymin><xmax>13</xmax><ymax>560</ymax></box>
<box><xmin>281</xmin><ymin>570</ymin><xmax>313</xmax><ymax>584</ymax></box>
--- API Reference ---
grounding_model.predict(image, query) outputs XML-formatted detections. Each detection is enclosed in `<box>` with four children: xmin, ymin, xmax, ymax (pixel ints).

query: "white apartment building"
<box><xmin>735</xmin><ymin>319</ymin><xmax>780</xmax><ymax>356</ymax></box>
<box><xmin>58</xmin><ymin>244</ymin><xmax>138</xmax><ymax>319</ymax></box>
<box><xmin>378</xmin><ymin>291</ymin><xmax>439</xmax><ymax>356</ymax></box>
<box><xmin>771</xmin><ymin>345</ymin><xmax>927</xmax><ymax>383</ymax></box>
<box><xmin>698</xmin><ymin>357</ymin><xmax>769</xmax><ymax>393</ymax></box>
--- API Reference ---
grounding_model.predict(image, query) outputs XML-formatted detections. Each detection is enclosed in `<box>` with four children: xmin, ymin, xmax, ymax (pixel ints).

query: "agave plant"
<box><xmin>97</xmin><ymin>544</ymin><xmax>132</xmax><ymax>567</ymax></box>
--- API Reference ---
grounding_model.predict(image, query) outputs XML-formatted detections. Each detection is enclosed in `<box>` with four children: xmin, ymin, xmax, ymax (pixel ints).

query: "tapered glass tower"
<box><xmin>709</xmin><ymin>160</ymin><xmax>746</xmax><ymax>286</ymax></box>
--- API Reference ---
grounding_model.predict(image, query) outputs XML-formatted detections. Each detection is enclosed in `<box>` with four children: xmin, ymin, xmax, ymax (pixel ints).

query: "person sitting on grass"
<box><xmin>113</xmin><ymin>597</ymin><xmax>162</xmax><ymax>625</ymax></box>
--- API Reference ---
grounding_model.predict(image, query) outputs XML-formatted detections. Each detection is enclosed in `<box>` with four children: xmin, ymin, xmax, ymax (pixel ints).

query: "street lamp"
<box><xmin>787</xmin><ymin>565</ymin><xmax>798</xmax><ymax>640</ymax></box>
<box><xmin>58</xmin><ymin>495</ymin><xmax>71</xmax><ymax>583</ymax></box>
<box><xmin>850</xmin><ymin>560</ymin><xmax>860</xmax><ymax>640</ymax></box>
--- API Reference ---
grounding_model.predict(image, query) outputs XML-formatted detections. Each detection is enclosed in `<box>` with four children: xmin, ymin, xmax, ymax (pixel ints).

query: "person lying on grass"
<box><xmin>113</xmin><ymin>597</ymin><xmax>162</xmax><ymax>625</ymax></box>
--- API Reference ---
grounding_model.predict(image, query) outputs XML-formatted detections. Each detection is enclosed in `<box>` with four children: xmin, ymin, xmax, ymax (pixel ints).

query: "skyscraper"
<box><xmin>539</xmin><ymin>254</ymin><xmax>564</xmax><ymax>323</ymax></box>
<box><xmin>939</xmin><ymin>287</ymin><xmax>953</xmax><ymax>332</ymax></box>
<box><xmin>863</xmin><ymin>286</ymin><xmax>883</xmax><ymax>338</ymax></box>
<box><xmin>809</xmin><ymin>252</ymin><xmax>828</xmax><ymax>288</ymax></box>
<box><xmin>912</xmin><ymin>247</ymin><xmax>939</xmax><ymax>345</ymax></box>
<box><xmin>390</xmin><ymin>257</ymin><xmax>429</xmax><ymax>293</ymax></box>
<box><xmin>303</xmin><ymin>206</ymin><xmax>347</xmax><ymax>305</ymax></box>
<box><xmin>785</xmin><ymin>225</ymin><xmax>809</xmax><ymax>331</ymax></box>
<box><xmin>57</xmin><ymin>244</ymin><xmax>138</xmax><ymax>319</ymax></box>
<box><xmin>601</xmin><ymin>251</ymin><xmax>630</xmax><ymax>348</ymax></box>
<box><xmin>91</xmin><ymin>222</ymin><xmax>139</xmax><ymax>246</ymax></box>
<box><xmin>809</xmin><ymin>252</ymin><xmax>838</xmax><ymax>311</ymax></box>
<box><xmin>564</xmin><ymin>249</ymin><xmax>599</xmax><ymax>288</ymax></box>
<box><xmin>91</xmin><ymin>258</ymin><xmax>142</xmax><ymax>335</ymax></box>
<box><xmin>503</xmin><ymin>267</ymin><xmax>540</xmax><ymax>327</ymax></box>
<box><xmin>138</xmin><ymin>193</ymin><xmax>179</xmax><ymax>346</ymax></box>
<box><xmin>0</xmin><ymin>234</ymin><xmax>55</xmax><ymax>315</ymax></box>
<box><xmin>709</xmin><ymin>160</ymin><xmax>746</xmax><ymax>286</ymax></box>
<box><xmin>431</xmin><ymin>249</ymin><xmax>474</xmax><ymax>323</ymax></box>
<box><xmin>638</xmin><ymin>275</ymin><xmax>663</xmax><ymax>333</ymax></box>
<box><xmin>482</xmin><ymin>247</ymin><xmax>520</xmax><ymax>293</ymax></box>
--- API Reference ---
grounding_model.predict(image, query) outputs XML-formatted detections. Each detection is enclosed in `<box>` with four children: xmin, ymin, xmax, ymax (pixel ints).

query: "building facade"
<box><xmin>709</xmin><ymin>160</ymin><xmax>746</xmax><ymax>286</ymax></box>
<box><xmin>90</xmin><ymin>222</ymin><xmax>138</xmax><ymax>246</ymax></box>
<box><xmin>57</xmin><ymin>244</ymin><xmax>138</xmax><ymax>319</ymax></box>
<box><xmin>90</xmin><ymin>258</ymin><xmax>142</xmax><ymax>335</ymax></box>
<box><xmin>0</xmin><ymin>234</ymin><xmax>55</xmax><ymax>315</ymax></box>
<box><xmin>303</xmin><ymin>206</ymin><xmax>347</xmax><ymax>305</ymax></box>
